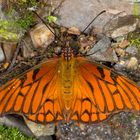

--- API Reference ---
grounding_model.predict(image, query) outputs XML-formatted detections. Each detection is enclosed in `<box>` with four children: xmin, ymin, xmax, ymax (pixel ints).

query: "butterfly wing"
<box><xmin>0</xmin><ymin>58</ymin><xmax>65</xmax><ymax>123</ymax></box>
<box><xmin>70</xmin><ymin>57</ymin><xmax>140</xmax><ymax>123</ymax></box>
<box><xmin>0</xmin><ymin>56</ymin><xmax>139</xmax><ymax>124</ymax></box>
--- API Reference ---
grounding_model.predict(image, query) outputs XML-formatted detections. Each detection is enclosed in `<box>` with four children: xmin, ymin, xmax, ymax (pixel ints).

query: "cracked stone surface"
<box><xmin>53</xmin><ymin>0</ymin><xmax>138</xmax><ymax>33</ymax></box>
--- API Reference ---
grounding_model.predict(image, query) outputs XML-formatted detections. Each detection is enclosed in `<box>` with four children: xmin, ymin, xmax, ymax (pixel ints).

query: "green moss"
<box><xmin>134</xmin><ymin>0</ymin><xmax>139</xmax><ymax>16</ymax></box>
<box><xmin>0</xmin><ymin>20</ymin><xmax>20</xmax><ymax>41</ymax></box>
<box><xmin>47</xmin><ymin>15</ymin><xmax>57</xmax><ymax>23</ymax></box>
<box><xmin>17</xmin><ymin>12</ymin><xmax>33</xmax><ymax>30</ymax></box>
<box><xmin>0</xmin><ymin>125</ymin><xmax>34</xmax><ymax>140</ymax></box>
<box><xmin>130</xmin><ymin>38</ymin><xmax>140</xmax><ymax>46</ymax></box>
<box><xmin>12</xmin><ymin>0</ymin><xmax>36</xmax><ymax>30</ymax></box>
<box><xmin>128</xmin><ymin>31</ymin><xmax>140</xmax><ymax>48</ymax></box>
<box><xmin>0</xmin><ymin>0</ymin><xmax>38</xmax><ymax>41</ymax></box>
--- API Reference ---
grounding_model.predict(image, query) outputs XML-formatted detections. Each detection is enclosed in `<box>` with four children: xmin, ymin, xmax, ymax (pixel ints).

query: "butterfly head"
<box><xmin>61</xmin><ymin>41</ymin><xmax>74</xmax><ymax>61</ymax></box>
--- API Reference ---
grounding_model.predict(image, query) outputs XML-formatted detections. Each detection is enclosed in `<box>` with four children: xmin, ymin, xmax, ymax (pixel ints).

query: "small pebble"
<box><xmin>115</xmin><ymin>48</ymin><xmax>125</xmax><ymax>57</ymax></box>
<box><xmin>3</xmin><ymin>62</ymin><xmax>9</xmax><ymax>69</ymax></box>
<box><xmin>60</xmin><ymin>27</ymin><xmax>67</xmax><ymax>33</ymax></box>
<box><xmin>126</xmin><ymin>57</ymin><xmax>138</xmax><ymax>69</ymax></box>
<box><xmin>125</xmin><ymin>46</ymin><xmax>138</xmax><ymax>55</ymax></box>
<box><xmin>119</xmin><ymin>40</ymin><xmax>130</xmax><ymax>49</ymax></box>
<box><xmin>54</xmin><ymin>46</ymin><xmax>62</xmax><ymax>54</ymax></box>
<box><xmin>67</xmin><ymin>27</ymin><xmax>81</xmax><ymax>35</ymax></box>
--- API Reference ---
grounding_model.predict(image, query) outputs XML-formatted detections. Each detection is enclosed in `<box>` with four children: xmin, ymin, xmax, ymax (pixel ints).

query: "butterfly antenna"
<box><xmin>81</xmin><ymin>10</ymin><xmax>106</xmax><ymax>34</ymax></box>
<box><xmin>31</xmin><ymin>10</ymin><xmax>63</xmax><ymax>43</ymax></box>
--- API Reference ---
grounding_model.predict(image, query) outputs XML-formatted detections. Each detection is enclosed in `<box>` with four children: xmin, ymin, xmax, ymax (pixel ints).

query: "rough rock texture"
<box><xmin>87</xmin><ymin>36</ymin><xmax>118</xmax><ymax>62</ymax></box>
<box><xmin>56</xmin><ymin>112</ymin><xmax>140</xmax><ymax>140</ymax></box>
<box><xmin>30</xmin><ymin>23</ymin><xmax>55</xmax><ymax>48</ymax></box>
<box><xmin>54</xmin><ymin>0</ymin><xmax>138</xmax><ymax>33</ymax></box>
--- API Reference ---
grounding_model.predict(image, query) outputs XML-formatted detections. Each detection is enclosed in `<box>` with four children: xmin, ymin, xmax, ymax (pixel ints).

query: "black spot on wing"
<box><xmin>86</xmin><ymin>81</ymin><xmax>94</xmax><ymax>93</ymax></box>
<box><xmin>82</xmin><ymin>98</ymin><xmax>92</xmax><ymax>102</ymax></box>
<box><xmin>42</xmin><ymin>82</ymin><xmax>49</xmax><ymax>95</ymax></box>
<box><xmin>33</xmin><ymin>68</ymin><xmax>40</xmax><ymax>80</ymax></box>
<box><xmin>97</xmin><ymin>66</ymin><xmax>105</xmax><ymax>78</ymax></box>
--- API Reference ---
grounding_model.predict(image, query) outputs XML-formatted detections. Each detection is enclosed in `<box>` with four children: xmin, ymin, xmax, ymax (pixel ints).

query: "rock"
<box><xmin>53</xmin><ymin>0</ymin><xmax>136</xmax><ymax>33</ymax></box>
<box><xmin>57</xmin><ymin>113</ymin><xmax>140</xmax><ymax>140</ymax></box>
<box><xmin>125</xmin><ymin>46</ymin><xmax>138</xmax><ymax>56</ymax></box>
<box><xmin>79</xmin><ymin>35</ymin><xmax>96</xmax><ymax>54</ymax></box>
<box><xmin>24</xmin><ymin>118</ymin><xmax>55</xmax><ymax>137</ymax></box>
<box><xmin>115</xmin><ymin>48</ymin><xmax>125</xmax><ymax>57</ymax></box>
<box><xmin>0</xmin><ymin>43</ymin><xmax>5</xmax><ymax>62</ymax></box>
<box><xmin>54</xmin><ymin>46</ymin><xmax>62</xmax><ymax>54</ymax></box>
<box><xmin>114</xmin><ymin>60</ymin><xmax>126</xmax><ymax>71</ymax></box>
<box><xmin>67</xmin><ymin>27</ymin><xmax>81</xmax><ymax>35</ymax></box>
<box><xmin>30</xmin><ymin>23</ymin><xmax>55</xmax><ymax>48</ymax></box>
<box><xmin>87</xmin><ymin>36</ymin><xmax>118</xmax><ymax>62</ymax></box>
<box><xmin>126</xmin><ymin>57</ymin><xmax>138</xmax><ymax>70</ymax></box>
<box><xmin>3</xmin><ymin>62</ymin><xmax>9</xmax><ymax>69</ymax></box>
<box><xmin>21</xmin><ymin>35</ymin><xmax>35</xmax><ymax>58</ymax></box>
<box><xmin>118</xmin><ymin>39</ymin><xmax>130</xmax><ymax>49</ymax></box>
<box><xmin>104</xmin><ymin>15</ymin><xmax>139</xmax><ymax>38</ymax></box>
<box><xmin>60</xmin><ymin>27</ymin><xmax>67</xmax><ymax>33</ymax></box>
<box><xmin>114</xmin><ymin>35</ymin><xmax>127</xmax><ymax>43</ymax></box>
<box><xmin>2</xmin><ymin>43</ymin><xmax>17</xmax><ymax>62</ymax></box>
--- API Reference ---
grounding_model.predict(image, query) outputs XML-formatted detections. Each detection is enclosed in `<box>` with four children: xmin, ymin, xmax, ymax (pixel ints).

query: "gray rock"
<box><xmin>24</xmin><ymin>118</ymin><xmax>55</xmax><ymax>137</ymax></box>
<box><xmin>87</xmin><ymin>36</ymin><xmax>118</xmax><ymax>62</ymax></box>
<box><xmin>114</xmin><ymin>60</ymin><xmax>126</xmax><ymax>72</ymax></box>
<box><xmin>53</xmin><ymin>0</ymin><xmax>135</xmax><ymax>33</ymax></box>
<box><xmin>104</xmin><ymin>15</ymin><xmax>139</xmax><ymax>38</ymax></box>
<box><xmin>57</xmin><ymin>113</ymin><xmax>140</xmax><ymax>140</ymax></box>
<box><xmin>126</xmin><ymin>46</ymin><xmax>139</xmax><ymax>56</ymax></box>
<box><xmin>0</xmin><ymin>44</ymin><xmax>5</xmax><ymax>62</ymax></box>
<box><xmin>21</xmin><ymin>35</ymin><xmax>35</xmax><ymax>58</ymax></box>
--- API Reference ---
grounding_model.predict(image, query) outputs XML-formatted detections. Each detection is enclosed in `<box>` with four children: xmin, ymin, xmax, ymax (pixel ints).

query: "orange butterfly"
<box><xmin>0</xmin><ymin>10</ymin><xmax>140</xmax><ymax>125</ymax></box>
<box><xmin>0</xmin><ymin>43</ymin><xmax>139</xmax><ymax>124</ymax></box>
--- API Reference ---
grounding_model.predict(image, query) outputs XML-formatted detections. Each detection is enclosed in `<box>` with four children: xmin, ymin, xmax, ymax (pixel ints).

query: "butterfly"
<box><xmin>0</xmin><ymin>41</ymin><xmax>139</xmax><ymax>124</ymax></box>
<box><xmin>0</xmin><ymin>10</ymin><xmax>140</xmax><ymax>125</ymax></box>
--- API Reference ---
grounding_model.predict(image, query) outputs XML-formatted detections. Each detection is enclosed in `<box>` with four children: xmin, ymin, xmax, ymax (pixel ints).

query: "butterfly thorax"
<box><xmin>61</xmin><ymin>43</ymin><xmax>74</xmax><ymax>61</ymax></box>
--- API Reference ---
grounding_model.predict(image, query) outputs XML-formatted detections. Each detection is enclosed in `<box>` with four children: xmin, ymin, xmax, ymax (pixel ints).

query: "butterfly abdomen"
<box><xmin>59</xmin><ymin>57</ymin><xmax>77</xmax><ymax>111</ymax></box>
